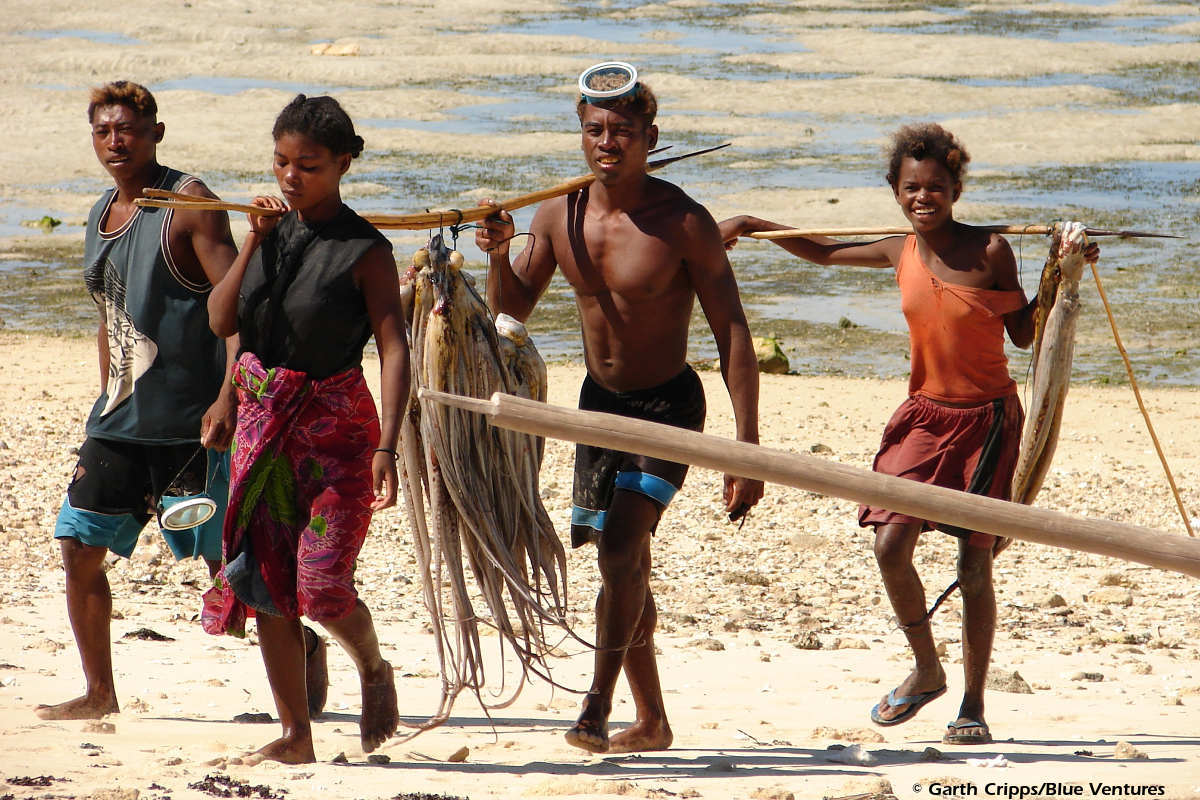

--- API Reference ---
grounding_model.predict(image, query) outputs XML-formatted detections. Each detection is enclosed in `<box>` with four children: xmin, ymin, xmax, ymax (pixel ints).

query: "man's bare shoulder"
<box><xmin>645</xmin><ymin>176</ymin><xmax>703</xmax><ymax>211</ymax></box>
<box><xmin>640</xmin><ymin>177</ymin><xmax>713</xmax><ymax>235</ymax></box>
<box><xmin>533</xmin><ymin>191</ymin><xmax>572</xmax><ymax>228</ymax></box>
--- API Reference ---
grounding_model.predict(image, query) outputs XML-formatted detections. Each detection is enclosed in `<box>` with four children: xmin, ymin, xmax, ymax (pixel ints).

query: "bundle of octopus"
<box><xmin>398</xmin><ymin>233</ymin><xmax>576</xmax><ymax>733</ymax></box>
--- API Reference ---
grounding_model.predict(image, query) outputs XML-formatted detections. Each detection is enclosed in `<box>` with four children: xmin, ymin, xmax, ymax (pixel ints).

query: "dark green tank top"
<box><xmin>83</xmin><ymin>166</ymin><xmax>226</xmax><ymax>444</ymax></box>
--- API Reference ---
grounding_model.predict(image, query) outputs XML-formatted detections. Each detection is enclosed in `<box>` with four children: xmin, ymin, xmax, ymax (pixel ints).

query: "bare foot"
<box><xmin>359</xmin><ymin>661</ymin><xmax>398</xmax><ymax>753</ymax></box>
<box><xmin>248</xmin><ymin>735</ymin><xmax>316</xmax><ymax>764</ymax></box>
<box><xmin>608</xmin><ymin>719</ymin><xmax>673</xmax><ymax>754</ymax></box>
<box><xmin>565</xmin><ymin>719</ymin><xmax>608</xmax><ymax>754</ymax></box>
<box><xmin>303</xmin><ymin>626</ymin><xmax>328</xmax><ymax>718</ymax></box>
<box><xmin>564</xmin><ymin>694</ymin><xmax>610</xmax><ymax>754</ymax></box>
<box><xmin>35</xmin><ymin>694</ymin><xmax>118</xmax><ymax>720</ymax></box>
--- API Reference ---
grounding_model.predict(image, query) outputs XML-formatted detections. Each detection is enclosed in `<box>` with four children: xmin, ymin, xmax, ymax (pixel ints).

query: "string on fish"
<box><xmin>445</xmin><ymin>208</ymin><xmax>465</xmax><ymax>250</ymax></box>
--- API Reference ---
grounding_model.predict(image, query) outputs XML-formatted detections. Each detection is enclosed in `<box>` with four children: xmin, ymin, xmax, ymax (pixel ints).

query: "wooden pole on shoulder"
<box><xmin>746</xmin><ymin>226</ymin><xmax>1179</xmax><ymax>240</ymax></box>
<box><xmin>418</xmin><ymin>389</ymin><xmax>1200</xmax><ymax>579</ymax></box>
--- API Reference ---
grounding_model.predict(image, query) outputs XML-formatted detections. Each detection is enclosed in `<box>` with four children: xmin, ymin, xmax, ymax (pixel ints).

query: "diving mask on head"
<box><xmin>578</xmin><ymin>62</ymin><xmax>640</xmax><ymax>104</ymax></box>
<box><xmin>157</xmin><ymin>448</ymin><xmax>219</xmax><ymax>531</ymax></box>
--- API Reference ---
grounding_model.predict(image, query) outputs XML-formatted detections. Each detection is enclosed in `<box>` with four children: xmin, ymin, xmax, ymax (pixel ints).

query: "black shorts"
<box><xmin>570</xmin><ymin>366</ymin><xmax>706</xmax><ymax>547</ymax></box>
<box><xmin>55</xmin><ymin>437</ymin><xmax>228</xmax><ymax>560</ymax></box>
<box><xmin>64</xmin><ymin>436</ymin><xmax>207</xmax><ymax>519</ymax></box>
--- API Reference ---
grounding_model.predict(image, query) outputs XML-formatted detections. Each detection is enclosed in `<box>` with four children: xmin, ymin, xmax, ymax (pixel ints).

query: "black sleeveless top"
<box><xmin>237</xmin><ymin>205</ymin><xmax>389</xmax><ymax>379</ymax></box>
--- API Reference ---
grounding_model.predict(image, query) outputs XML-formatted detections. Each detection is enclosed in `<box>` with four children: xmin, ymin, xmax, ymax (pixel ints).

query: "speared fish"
<box><xmin>999</xmin><ymin>221</ymin><xmax>1090</xmax><ymax>555</ymax></box>
<box><xmin>397</xmin><ymin>233</ymin><xmax>572</xmax><ymax>734</ymax></box>
<box><xmin>1011</xmin><ymin>221</ymin><xmax>1089</xmax><ymax>505</ymax></box>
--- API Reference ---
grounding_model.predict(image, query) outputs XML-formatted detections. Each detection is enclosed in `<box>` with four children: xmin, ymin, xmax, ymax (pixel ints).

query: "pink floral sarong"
<box><xmin>203</xmin><ymin>351</ymin><xmax>379</xmax><ymax>636</ymax></box>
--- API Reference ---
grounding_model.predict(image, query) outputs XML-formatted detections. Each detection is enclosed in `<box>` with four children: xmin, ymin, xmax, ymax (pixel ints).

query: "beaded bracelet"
<box><xmin>373</xmin><ymin>447</ymin><xmax>399</xmax><ymax>461</ymax></box>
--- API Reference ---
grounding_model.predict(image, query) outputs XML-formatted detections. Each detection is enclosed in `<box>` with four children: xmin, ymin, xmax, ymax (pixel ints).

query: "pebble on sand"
<box><xmin>986</xmin><ymin>669</ymin><xmax>1033</xmax><ymax>694</ymax></box>
<box><xmin>1087</xmin><ymin>587</ymin><xmax>1134</xmax><ymax>606</ymax></box>
<box><xmin>1114</xmin><ymin>741</ymin><xmax>1149</xmax><ymax>759</ymax></box>
<box><xmin>811</xmin><ymin>726</ymin><xmax>885</xmax><ymax>743</ymax></box>
<box><xmin>792</xmin><ymin>631</ymin><xmax>822</xmax><ymax>650</ymax></box>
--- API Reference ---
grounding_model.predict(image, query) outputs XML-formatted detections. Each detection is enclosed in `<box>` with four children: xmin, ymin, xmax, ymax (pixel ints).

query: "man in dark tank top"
<box><xmin>36</xmin><ymin>81</ymin><xmax>327</xmax><ymax>723</ymax></box>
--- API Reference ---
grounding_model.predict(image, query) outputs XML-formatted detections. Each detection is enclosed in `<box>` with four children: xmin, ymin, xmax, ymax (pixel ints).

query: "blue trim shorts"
<box><xmin>54</xmin><ymin>437</ymin><xmax>229</xmax><ymax>561</ymax></box>
<box><xmin>570</xmin><ymin>367</ymin><xmax>706</xmax><ymax>548</ymax></box>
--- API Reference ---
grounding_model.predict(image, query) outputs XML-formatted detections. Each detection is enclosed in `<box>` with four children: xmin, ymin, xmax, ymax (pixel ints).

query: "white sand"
<box><xmin>2</xmin><ymin>333</ymin><xmax>1199</xmax><ymax>799</ymax></box>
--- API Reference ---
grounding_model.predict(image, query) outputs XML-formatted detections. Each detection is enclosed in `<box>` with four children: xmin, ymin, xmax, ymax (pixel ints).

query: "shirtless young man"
<box><xmin>37</xmin><ymin>81</ymin><xmax>326</xmax><ymax>721</ymax></box>
<box><xmin>476</xmin><ymin>67</ymin><xmax>764</xmax><ymax>754</ymax></box>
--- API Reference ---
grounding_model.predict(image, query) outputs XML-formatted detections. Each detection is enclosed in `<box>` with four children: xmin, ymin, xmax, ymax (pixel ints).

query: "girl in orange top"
<box><xmin>720</xmin><ymin>123</ymin><xmax>1098</xmax><ymax>746</ymax></box>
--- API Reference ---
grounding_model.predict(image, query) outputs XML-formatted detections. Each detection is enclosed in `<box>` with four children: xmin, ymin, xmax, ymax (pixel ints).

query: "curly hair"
<box><xmin>575</xmin><ymin>81</ymin><xmax>658</xmax><ymax>129</ymax></box>
<box><xmin>272</xmin><ymin>94</ymin><xmax>364</xmax><ymax>158</ymax></box>
<box><xmin>87</xmin><ymin>80</ymin><xmax>157</xmax><ymax>123</ymax></box>
<box><xmin>885</xmin><ymin>123</ymin><xmax>970</xmax><ymax>188</ymax></box>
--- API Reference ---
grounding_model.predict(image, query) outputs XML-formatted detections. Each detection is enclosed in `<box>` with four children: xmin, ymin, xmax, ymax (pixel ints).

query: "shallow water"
<box><xmin>21</xmin><ymin>29</ymin><xmax>142</xmax><ymax>46</ymax></box>
<box><xmin>3</xmin><ymin>0</ymin><xmax>1197</xmax><ymax>387</ymax></box>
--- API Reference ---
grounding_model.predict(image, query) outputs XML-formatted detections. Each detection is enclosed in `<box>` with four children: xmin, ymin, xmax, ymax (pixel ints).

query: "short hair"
<box><xmin>87</xmin><ymin>81</ymin><xmax>157</xmax><ymax>124</ymax></box>
<box><xmin>575</xmin><ymin>81</ymin><xmax>658</xmax><ymax>129</ymax></box>
<box><xmin>885</xmin><ymin>123</ymin><xmax>970</xmax><ymax>188</ymax></box>
<box><xmin>272</xmin><ymin>94</ymin><xmax>364</xmax><ymax>158</ymax></box>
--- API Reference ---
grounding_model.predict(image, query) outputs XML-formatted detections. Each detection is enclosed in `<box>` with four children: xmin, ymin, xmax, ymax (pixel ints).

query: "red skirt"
<box><xmin>858</xmin><ymin>393</ymin><xmax>1023</xmax><ymax>540</ymax></box>
<box><xmin>202</xmin><ymin>352</ymin><xmax>380</xmax><ymax>637</ymax></box>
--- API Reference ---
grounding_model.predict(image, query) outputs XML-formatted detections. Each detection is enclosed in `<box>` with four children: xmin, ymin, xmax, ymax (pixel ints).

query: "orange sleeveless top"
<box><xmin>897</xmin><ymin>235</ymin><xmax>1026</xmax><ymax>404</ymax></box>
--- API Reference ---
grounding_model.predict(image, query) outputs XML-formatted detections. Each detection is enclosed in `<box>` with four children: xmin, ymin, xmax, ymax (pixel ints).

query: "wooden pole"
<box><xmin>748</xmin><ymin>225</ymin><xmax>1051</xmax><ymax>239</ymax></box>
<box><xmin>134</xmin><ymin>197</ymin><xmax>283</xmax><ymax>216</ymax></box>
<box><xmin>418</xmin><ymin>389</ymin><xmax>1200</xmax><ymax>579</ymax></box>
<box><xmin>747</xmin><ymin>226</ymin><xmax>1179</xmax><ymax>240</ymax></box>
<box><xmin>365</xmin><ymin>143</ymin><xmax>730</xmax><ymax>230</ymax></box>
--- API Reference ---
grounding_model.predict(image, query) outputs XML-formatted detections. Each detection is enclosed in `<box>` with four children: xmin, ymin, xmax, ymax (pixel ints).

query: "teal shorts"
<box><xmin>54</xmin><ymin>438</ymin><xmax>229</xmax><ymax>561</ymax></box>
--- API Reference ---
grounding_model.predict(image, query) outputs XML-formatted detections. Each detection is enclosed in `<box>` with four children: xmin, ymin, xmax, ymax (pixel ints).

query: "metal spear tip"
<box><xmin>647</xmin><ymin>142</ymin><xmax>731</xmax><ymax>170</ymax></box>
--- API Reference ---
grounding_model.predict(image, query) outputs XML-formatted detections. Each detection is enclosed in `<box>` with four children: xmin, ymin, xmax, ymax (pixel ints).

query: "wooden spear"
<box><xmin>419</xmin><ymin>388</ymin><xmax>1200</xmax><ymax>579</ymax></box>
<box><xmin>747</xmin><ymin>225</ymin><xmax>1180</xmax><ymax>240</ymax></box>
<box><xmin>365</xmin><ymin>143</ymin><xmax>729</xmax><ymax>230</ymax></box>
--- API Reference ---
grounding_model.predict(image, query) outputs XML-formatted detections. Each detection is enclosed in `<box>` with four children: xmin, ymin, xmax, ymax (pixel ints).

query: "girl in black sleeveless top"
<box><xmin>207</xmin><ymin>95</ymin><xmax>409</xmax><ymax>764</ymax></box>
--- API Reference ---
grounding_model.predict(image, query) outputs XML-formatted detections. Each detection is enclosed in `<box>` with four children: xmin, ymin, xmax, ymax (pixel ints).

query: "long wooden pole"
<box><xmin>419</xmin><ymin>389</ymin><xmax>1200</xmax><ymax>579</ymax></box>
<box><xmin>747</xmin><ymin>226</ymin><xmax>1179</xmax><ymax>240</ymax></box>
<box><xmin>365</xmin><ymin>143</ymin><xmax>730</xmax><ymax>230</ymax></box>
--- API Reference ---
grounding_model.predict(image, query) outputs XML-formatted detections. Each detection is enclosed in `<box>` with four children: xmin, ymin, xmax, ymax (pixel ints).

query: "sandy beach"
<box><xmin>2</xmin><ymin>333</ymin><xmax>1199</xmax><ymax>799</ymax></box>
<box><xmin>3</xmin><ymin>0</ymin><xmax>1200</xmax><ymax>797</ymax></box>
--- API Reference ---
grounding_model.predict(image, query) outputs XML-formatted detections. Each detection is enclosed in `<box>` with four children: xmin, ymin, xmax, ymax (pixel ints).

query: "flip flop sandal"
<box><xmin>869</xmin><ymin>685</ymin><xmax>947</xmax><ymax>726</ymax></box>
<box><xmin>943</xmin><ymin>719</ymin><xmax>992</xmax><ymax>744</ymax></box>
